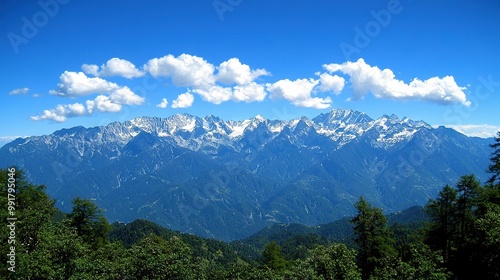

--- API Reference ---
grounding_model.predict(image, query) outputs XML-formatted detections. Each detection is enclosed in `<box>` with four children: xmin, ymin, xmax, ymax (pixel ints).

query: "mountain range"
<box><xmin>0</xmin><ymin>109</ymin><xmax>493</xmax><ymax>241</ymax></box>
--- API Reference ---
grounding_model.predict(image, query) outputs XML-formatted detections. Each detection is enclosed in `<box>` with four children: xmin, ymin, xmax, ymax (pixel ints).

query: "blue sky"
<box><xmin>2</xmin><ymin>0</ymin><xmax>500</xmax><ymax>146</ymax></box>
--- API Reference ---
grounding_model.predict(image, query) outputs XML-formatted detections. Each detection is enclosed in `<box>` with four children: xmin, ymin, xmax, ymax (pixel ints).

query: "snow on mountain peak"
<box><xmin>7</xmin><ymin>109</ymin><xmax>437</xmax><ymax>155</ymax></box>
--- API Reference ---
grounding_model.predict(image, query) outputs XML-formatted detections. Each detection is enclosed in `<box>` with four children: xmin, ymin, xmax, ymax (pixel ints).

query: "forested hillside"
<box><xmin>1</xmin><ymin>132</ymin><xmax>499</xmax><ymax>279</ymax></box>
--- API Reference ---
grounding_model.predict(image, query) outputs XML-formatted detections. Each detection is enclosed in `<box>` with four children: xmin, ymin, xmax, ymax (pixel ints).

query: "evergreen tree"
<box><xmin>261</xmin><ymin>241</ymin><xmax>287</xmax><ymax>273</ymax></box>
<box><xmin>487</xmin><ymin>131</ymin><xmax>500</xmax><ymax>185</ymax></box>
<box><xmin>68</xmin><ymin>197</ymin><xmax>111</xmax><ymax>249</ymax></box>
<box><xmin>455</xmin><ymin>174</ymin><xmax>481</xmax><ymax>240</ymax></box>
<box><xmin>351</xmin><ymin>197</ymin><xmax>396</xmax><ymax>280</ymax></box>
<box><xmin>425</xmin><ymin>185</ymin><xmax>457</xmax><ymax>264</ymax></box>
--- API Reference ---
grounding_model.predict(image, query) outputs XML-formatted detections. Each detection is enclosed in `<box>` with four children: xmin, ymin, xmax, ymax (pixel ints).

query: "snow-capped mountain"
<box><xmin>0</xmin><ymin>109</ymin><xmax>493</xmax><ymax>241</ymax></box>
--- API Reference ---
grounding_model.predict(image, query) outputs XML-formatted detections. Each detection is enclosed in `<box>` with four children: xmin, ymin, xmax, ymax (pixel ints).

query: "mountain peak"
<box><xmin>312</xmin><ymin>108</ymin><xmax>373</xmax><ymax>129</ymax></box>
<box><xmin>253</xmin><ymin>114</ymin><xmax>266</xmax><ymax>121</ymax></box>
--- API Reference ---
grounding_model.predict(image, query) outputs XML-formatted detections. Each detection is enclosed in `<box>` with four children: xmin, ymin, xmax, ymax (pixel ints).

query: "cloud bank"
<box><xmin>31</xmin><ymin>55</ymin><xmax>470</xmax><ymax>122</ymax></box>
<box><xmin>324</xmin><ymin>58</ymin><xmax>470</xmax><ymax>106</ymax></box>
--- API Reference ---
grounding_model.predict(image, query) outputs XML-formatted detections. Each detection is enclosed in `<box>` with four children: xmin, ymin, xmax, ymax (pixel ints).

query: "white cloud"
<box><xmin>443</xmin><ymin>124</ymin><xmax>500</xmax><ymax>138</ymax></box>
<box><xmin>31</xmin><ymin>103</ymin><xmax>87</xmax><ymax>122</ymax></box>
<box><xmin>192</xmin><ymin>85</ymin><xmax>233</xmax><ymax>104</ymax></box>
<box><xmin>34</xmin><ymin>87</ymin><xmax>144</xmax><ymax>121</ymax></box>
<box><xmin>50</xmin><ymin>71</ymin><xmax>119</xmax><ymax>97</ymax></box>
<box><xmin>145</xmin><ymin>54</ymin><xmax>215</xmax><ymax>88</ymax></box>
<box><xmin>233</xmin><ymin>82</ymin><xmax>267</xmax><ymax>103</ymax></box>
<box><xmin>86</xmin><ymin>95</ymin><xmax>121</xmax><ymax>113</ymax></box>
<box><xmin>267</xmin><ymin>78</ymin><xmax>332</xmax><ymax>109</ymax></box>
<box><xmin>86</xmin><ymin>87</ymin><xmax>144</xmax><ymax>114</ymax></box>
<box><xmin>172</xmin><ymin>92</ymin><xmax>195</xmax><ymax>108</ymax></box>
<box><xmin>217</xmin><ymin>58</ymin><xmax>269</xmax><ymax>85</ymax></box>
<box><xmin>324</xmin><ymin>58</ymin><xmax>470</xmax><ymax>106</ymax></box>
<box><xmin>82</xmin><ymin>58</ymin><xmax>145</xmax><ymax>79</ymax></box>
<box><xmin>156</xmin><ymin>98</ymin><xmax>169</xmax><ymax>109</ymax></box>
<box><xmin>9</xmin><ymin>87</ymin><xmax>29</xmax><ymax>95</ymax></box>
<box><xmin>81</xmin><ymin>64</ymin><xmax>99</xmax><ymax>76</ymax></box>
<box><xmin>108</xmin><ymin>86</ymin><xmax>144</xmax><ymax>106</ymax></box>
<box><xmin>316</xmin><ymin>73</ymin><xmax>345</xmax><ymax>94</ymax></box>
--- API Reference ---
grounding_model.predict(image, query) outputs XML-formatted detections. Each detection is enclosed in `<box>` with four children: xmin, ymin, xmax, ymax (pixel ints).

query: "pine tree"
<box><xmin>262</xmin><ymin>241</ymin><xmax>287</xmax><ymax>273</ymax></box>
<box><xmin>425</xmin><ymin>185</ymin><xmax>458</xmax><ymax>264</ymax></box>
<box><xmin>487</xmin><ymin>131</ymin><xmax>500</xmax><ymax>186</ymax></box>
<box><xmin>351</xmin><ymin>197</ymin><xmax>396</xmax><ymax>280</ymax></box>
<box><xmin>68</xmin><ymin>198</ymin><xmax>111</xmax><ymax>249</ymax></box>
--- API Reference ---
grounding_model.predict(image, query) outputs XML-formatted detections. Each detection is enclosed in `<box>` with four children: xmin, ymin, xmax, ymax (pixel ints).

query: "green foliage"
<box><xmin>425</xmin><ymin>173</ymin><xmax>500</xmax><ymax>279</ymax></box>
<box><xmin>68</xmin><ymin>197</ymin><xmax>111</xmax><ymax>248</ymax></box>
<box><xmin>487</xmin><ymin>131</ymin><xmax>500</xmax><ymax>185</ymax></box>
<box><xmin>2</xmin><ymin>167</ymin><xmax>498</xmax><ymax>279</ymax></box>
<box><xmin>351</xmin><ymin>197</ymin><xmax>396</xmax><ymax>280</ymax></box>
<box><xmin>261</xmin><ymin>241</ymin><xmax>287</xmax><ymax>273</ymax></box>
<box><xmin>425</xmin><ymin>185</ymin><xmax>458</xmax><ymax>264</ymax></box>
<box><xmin>128</xmin><ymin>234</ymin><xmax>200</xmax><ymax>279</ymax></box>
<box><xmin>304</xmin><ymin>244</ymin><xmax>361</xmax><ymax>280</ymax></box>
<box><xmin>21</xmin><ymin>222</ymin><xmax>88</xmax><ymax>279</ymax></box>
<box><xmin>110</xmin><ymin>219</ymin><xmax>242</xmax><ymax>266</ymax></box>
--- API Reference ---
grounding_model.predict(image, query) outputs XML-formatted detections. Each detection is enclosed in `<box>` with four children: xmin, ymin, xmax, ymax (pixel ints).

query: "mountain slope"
<box><xmin>0</xmin><ymin>109</ymin><xmax>492</xmax><ymax>240</ymax></box>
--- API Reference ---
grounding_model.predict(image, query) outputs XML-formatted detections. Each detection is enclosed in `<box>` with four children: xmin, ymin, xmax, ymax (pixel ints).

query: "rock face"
<box><xmin>0</xmin><ymin>109</ymin><xmax>492</xmax><ymax>241</ymax></box>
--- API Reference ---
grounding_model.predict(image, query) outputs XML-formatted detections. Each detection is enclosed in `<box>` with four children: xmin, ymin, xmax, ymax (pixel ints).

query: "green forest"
<box><xmin>1</xmin><ymin>132</ymin><xmax>499</xmax><ymax>279</ymax></box>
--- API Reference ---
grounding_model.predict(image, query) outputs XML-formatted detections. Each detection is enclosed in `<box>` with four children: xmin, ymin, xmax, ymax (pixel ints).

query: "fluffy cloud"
<box><xmin>156</xmin><ymin>98</ymin><xmax>169</xmax><ymax>109</ymax></box>
<box><xmin>316</xmin><ymin>73</ymin><xmax>345</xmax><ymax>94</ymax></box>
<box><xmin>82</xmin><ymin>58</ymin><xmax>145</xmax><ymax>79</ymax></box>
<box><xmin>267</xmin><ymin>78</ymin><xmax>332</xmax><ymax>109</ymax></box>
<box><xmin>145</xmin><ymin>54</ymin><xmax>271</xmax><ymax>105</ymax></box>
<box><xmin>9</xmin><ymin>87</ymin><xmax>29</xmax><ymax>95</ymax></box>
<box><xmin>217</xmin><ymin>58</ymin><xmax>270</xmax><ymax>85</ymax></box>
<box><xmin>192</xmin><ymin>86</ymin><xmax>232</xmax><ymax>104</ymax></box>
<box><xmin>86</xmin><ymin>87</ymin><xmax>144</xmax><ymax>114</ymax></box>
<box><xmin>233</xmin><ymin>82</ymin><xmax>267</xmax><ymax>103</ymax></box>
<box><xmin>33</xmin><ymin>87</ymin><xmax>144</xmax><ymax>121</ymax></box>
<box><xmin>172</xmin><ymin>92</ymin><xmax>195</xmax><ymax>108</ymax></box>
<box><xmin>324</xmin><ymin>58</ymin><xmax>470</xmax><ymax>105</ymax></box>
<box><xmin>145</xmin><ymin>54</ymin><xmax>215</xmax><ymax>88</ymax></box>
<box><xmin>50</xmin><ymin>71</ymin><xmax>119</xmax><ymax>97</ymax></box>
<box><xmin>31</xmin><ymin>103</ymin><xmax>87</xmax><ymax>122</ymax></box>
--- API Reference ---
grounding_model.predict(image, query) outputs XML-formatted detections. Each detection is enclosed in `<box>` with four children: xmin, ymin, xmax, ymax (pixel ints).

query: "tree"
<box><xmin>426</xmin><ymin>175</ymin><xmax>490</xmax><ymax>279</ymax></box>
<box><xmin>468</xmin><ymin>203</ymin><xmax>500</xmax><ymax>280</ymax></box>
<box><xmin>21</xmin><ymin>222</ymin><xmax>88</xmax><ymax>279</ymax></box>
<box><xmin>68</xmin><ymin>197</ymin><xmax>111</xmax><ymax>248</ymax></box>
<box><xmin>128</xmin><ymin>235</ymin><xmax>200</xmax><ymax>279</ymax></box>
<box><xmin>73</xmin><ymin>242</ymin><xmax>131</xmax><ymax>279</ymax></box>
<box><xmin>261</xmin><ymin>241</ymin><xmax>287</xmax><ymax>273</ymax></box>
<box><xmin>455</xmin><ymin>174</ymin><xmax>481</xmax><ymax>240</ymax></box>
<box><xmin>305</xmin><ymin>244</ymin><xmax>361</xmax><ymax>280</ymax></box>
<box><xmin>351</xmin><ymin>197</ymin><xmax>396</xmax><ymax>280</ymax></box>
<box><xmin>487</xmin><ymin>131</ymin><xmax>500</xmax><ymax>186</ymax></box>
<box><xmin>0</xmin><ymin>168</ymin><xmax>58</xmax><ymax>279</ymax></box>
<box><xmin>425</xmin><ymin>185</ymin><xmax>457</xmax><ymax>264</ymax></box>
